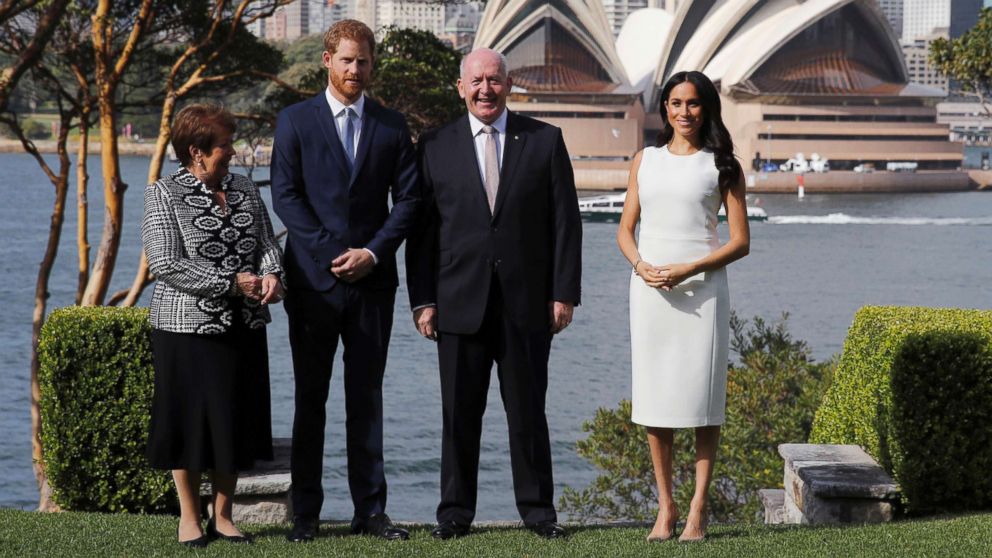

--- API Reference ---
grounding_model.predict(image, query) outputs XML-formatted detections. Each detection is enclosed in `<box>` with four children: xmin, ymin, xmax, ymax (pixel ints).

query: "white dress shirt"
<box><xmin>325</xmin><ymin>88</ymin><xmax>364</xmax><ymax>159</ymax></box>
<box><xmin>468</xmin><ymin>109</ymin><xmax>507</xmax><ymax>184</ymax></box>
<box><xmin>324</xmin><ymin>88</ymin><xmax>377</xmax><ymax>264</ymax></box>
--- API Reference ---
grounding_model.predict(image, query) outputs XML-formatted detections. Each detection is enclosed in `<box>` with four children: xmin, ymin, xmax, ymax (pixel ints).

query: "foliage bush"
<box><xmin>560</xmin><ymin>314</ymin><xmax>834</xmax><ymax>523</ymax></box>
<box><xmin>810</xmin><ymin>306</ymin><xmax>992</xmax><ymax>513</ymax></box>
<box><xmin>38</xmin><ymin>307</ymin><xmax>175</xmax><ymax>513</ymax></box>
<box><xmin>23</xmin><ymin>119</ymin><xmax>50</xmax><ymax>140</ymax></box>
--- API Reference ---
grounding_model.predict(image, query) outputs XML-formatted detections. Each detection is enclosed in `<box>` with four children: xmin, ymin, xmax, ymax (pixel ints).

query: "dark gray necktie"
<box><xmin>481</xmin><ymin>125</ymin><xmax>499</xmax><ymax>211</ymax></box>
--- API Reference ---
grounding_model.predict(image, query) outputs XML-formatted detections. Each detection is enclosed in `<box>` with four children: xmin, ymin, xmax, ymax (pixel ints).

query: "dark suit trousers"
<box><xmin>436</xmin><ymin>279</ymin><xmax>557</xmax><ymax>526</ymax></box>
<box><xmin>286</xmin><ymin>283</ymin><xmax>395</xmax><ymax>520</ymax></box>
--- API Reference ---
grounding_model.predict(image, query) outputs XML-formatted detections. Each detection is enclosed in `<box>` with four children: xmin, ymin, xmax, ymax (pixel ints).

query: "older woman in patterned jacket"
<box><xmin>141</xmin><ymin>104</ymin><xmax>284</xmax><ymax>548</ymax></box>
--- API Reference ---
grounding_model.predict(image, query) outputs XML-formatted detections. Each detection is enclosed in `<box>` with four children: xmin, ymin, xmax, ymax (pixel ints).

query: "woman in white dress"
<box><xmin>616</xmin><ymin>71</ymin><xmax>750</xmax><ymax>542</ymax></box>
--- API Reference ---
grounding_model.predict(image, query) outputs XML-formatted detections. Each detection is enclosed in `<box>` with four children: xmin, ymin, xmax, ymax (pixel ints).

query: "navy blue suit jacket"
<box><xmin>271</xmin><ymin>93</ymin><xmax>420</xmax><ymax>292</ymax></box>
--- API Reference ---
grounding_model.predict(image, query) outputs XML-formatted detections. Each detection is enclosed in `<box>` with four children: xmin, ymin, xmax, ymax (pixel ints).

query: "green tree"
<box><xmin>369</xmin><ymin>26</ymin><xmax>463</xmax><ymax>138</ymax></box>
<box><xmin>236</xmin><ymin>27</ymin><xmax>464</xmax><ymax>140</ymax></box>
<box><xmin>930</xmin><ymin>7</ymin><xmax>992</xmax><ymax>115</ymax></box>
<box><xmin>560</xmin><ymin>314</ymin><xmax>835</xmax><ymax>524</ymax></box>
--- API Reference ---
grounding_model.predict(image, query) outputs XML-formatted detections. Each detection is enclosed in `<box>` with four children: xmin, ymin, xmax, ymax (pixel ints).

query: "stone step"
<box><xmin>758</xmin><ymin>489</ymin><xmax>786</xmax><ymax>524</ymax></box>
<box><xmin>201</xmin><ymin>437</ymin><xmax>292</xmax><ymax>524</ymax></box>
<box><xmin>777</xmin><ymin>443</ymin><xmax>900</xmax><ymax>525</ymax></box>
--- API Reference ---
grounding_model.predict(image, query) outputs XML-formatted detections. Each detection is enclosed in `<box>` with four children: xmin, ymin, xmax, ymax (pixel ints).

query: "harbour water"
<box><xmin>1</xmin><ymin>153</ymin><xmax>989</xmax><ymax>520</ymax></box>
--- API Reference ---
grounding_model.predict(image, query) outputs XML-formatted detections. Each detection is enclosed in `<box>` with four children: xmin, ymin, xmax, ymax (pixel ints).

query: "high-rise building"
<box><xmin>903</xmin><ymin>0</ymin><xmax>980</xmax><ymax>40</ymax></box>
<box><xmin>376</xmin><ymin>0</ymin><xmax>445</xmax><ymax>36</ymax></box>
<box><xmin>353</xmin><ymin>0</ymin><xmax>375</xmax><ymax>29</ymax></box>
<box><xmin>602</xmin><ymin>0</ymin><xmax>649</xmax><ymax>37</ymax></box>
<box><xmin>247</xmin><ymin>0</ymin><xmax>352</xmax><ymax>40</ymax></box>
<box><xmin>902</xmin><ymin>29</ymin><xmax>950</xmax><ymax>93</ymax></box>
<box><xmin>876</xmin><ymin>0</ymin><xmax>903</xmax><ymax>37</ymax></box>
<box><xmin>949</xmin><ymin>0</ymin><xmax>982</xmax><ymax>36</ymax></box>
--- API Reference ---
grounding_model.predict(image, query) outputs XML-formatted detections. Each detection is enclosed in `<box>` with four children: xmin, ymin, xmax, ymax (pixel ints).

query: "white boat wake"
<box><xmin>768</xmin><ymin>213</ymin><xmax>992</xmax><ymax>226</ymax></box>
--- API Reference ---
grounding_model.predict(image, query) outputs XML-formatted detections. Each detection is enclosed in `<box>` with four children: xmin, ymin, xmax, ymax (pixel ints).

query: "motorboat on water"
<box><xmin>577</xmin><ymin>193</ymin><xmax>768</xmax><ymax>222</ymax></box>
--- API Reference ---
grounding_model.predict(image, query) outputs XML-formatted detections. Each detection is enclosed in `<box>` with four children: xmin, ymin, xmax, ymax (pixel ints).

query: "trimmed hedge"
<box><xmin>810</xmin><ymin>306</ymin><xmax>992</xmax><ymax>513</ymax></box>
<box><xmin>38</xmin><ymin>306</ymin><xmax>175</xmax><ymax>513</ymax></box>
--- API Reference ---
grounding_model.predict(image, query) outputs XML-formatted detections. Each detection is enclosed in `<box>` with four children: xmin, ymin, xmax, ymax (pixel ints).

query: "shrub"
<box><xmin>23</xmin><ymin>119</ymin><xmax>50</xmax><ymax>140</ymax></box>
<box><xmin>810</xmin><ymin>306</ymin><xmax>992</xmax><ymax>513</ymax></box>
<box><xmin>38</xmin><ymin>307</ymin><xmax>175</xmax><ymax>513</ymax></box>
<box><xmin>560</xmin><ymin>314</ymin><xmax>834</xmax><ymax>523</ymax></box>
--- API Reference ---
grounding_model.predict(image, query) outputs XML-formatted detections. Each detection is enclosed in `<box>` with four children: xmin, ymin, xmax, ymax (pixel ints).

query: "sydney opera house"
<box><xmin>472</xmin><ymin>0</ymin><xmax>963</xmax><ymax>183</ymax></box>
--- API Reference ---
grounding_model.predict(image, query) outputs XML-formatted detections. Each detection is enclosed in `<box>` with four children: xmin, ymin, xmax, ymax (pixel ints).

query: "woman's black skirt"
<box><xmin>146</xmin><ymin>321</ymin><xmax>273</xmax><ymax>473</ymax></box>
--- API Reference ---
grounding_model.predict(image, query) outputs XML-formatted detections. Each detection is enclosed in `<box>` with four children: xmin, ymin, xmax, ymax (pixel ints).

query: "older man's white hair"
<box><xmin>460</xmin><ymin>48</ymin><xmax>509</xmax><ymax>78</ymax></box>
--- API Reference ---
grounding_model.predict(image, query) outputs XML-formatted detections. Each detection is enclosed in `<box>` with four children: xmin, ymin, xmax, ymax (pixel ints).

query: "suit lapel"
<box><xmin>492</xmin><ymin>111</ymin><xmax>525</xmax><ymax>221</ymax></box>
<box><xmin>455</xmin><ymin>115</ymin><xmax>492</xmax><ymax>218</ymax></box>
<box><xmin>311</xmin><ymin>94</ymin><xmax>351</xmax><ymax>179</ymax></box>
<box><xmin>350</xmin><ymin>98</ymin><xmax>380</xmax><ymax>188</ymax></box>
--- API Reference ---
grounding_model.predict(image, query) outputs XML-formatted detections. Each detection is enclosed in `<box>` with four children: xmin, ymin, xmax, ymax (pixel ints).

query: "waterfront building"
<box><xmin>473</xmin><ymin>0</ymin><xmax>963</xmax><ymax>177</ymax></box>
<box><xmin>938</xmin><ymin>101</ymin><xmax>992</xmax><ymax>145</ymax></box>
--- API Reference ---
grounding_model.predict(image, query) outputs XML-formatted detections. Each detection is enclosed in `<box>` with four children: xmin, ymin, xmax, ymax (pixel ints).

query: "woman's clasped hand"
<box><xmin>236</xmin><ymin>272</ymin><xmax>284</xmax><ymax>303</ymax></box>
<box><xmin>635</xmin><ymin>261</ymin><xmax>694</xmax><ymax>291</ymax></box>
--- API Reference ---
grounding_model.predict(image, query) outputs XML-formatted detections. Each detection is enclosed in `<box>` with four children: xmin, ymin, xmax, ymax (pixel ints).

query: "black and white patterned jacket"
<box><xmin>142</xmin><ymin>168</ymin><xmax>284</xmax><ymax>334</ymax></box>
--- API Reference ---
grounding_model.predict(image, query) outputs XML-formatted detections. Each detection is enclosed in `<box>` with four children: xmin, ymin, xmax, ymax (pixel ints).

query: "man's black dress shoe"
<box><xmin>206</xmin><ymin>518</ymin><xmax>253</xmax><ymax>544</ymax></box>
<box><xmin>351</xmin><ymin>513</ymin><xmax>409</xmax><ymax>540</ymax></box>
<box><xmin>177</xmin><ymin>526</ymin><xmax>208</xmax><ymax>548</ymax></box>
<box><xmin>431</xmin><ymin>521</ymin><xmax>470</xmax><ymax>540</ymax></box>
<box><xmin>287</xmin><ymin>516</ymin><xmax>319</xmax><ymax>543</ymax></box>
<box><xmin>528</xmin><ymin>520</ymin><xmax>567</xmax><ymax>539</ymax></box>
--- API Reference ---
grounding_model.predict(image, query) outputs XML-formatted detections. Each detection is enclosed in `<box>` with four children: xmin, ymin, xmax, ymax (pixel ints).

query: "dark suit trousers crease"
<box><xmin>436</xmin><ymin>278</ymin><xmax>557</xmax><ymax>526</ymax></box>
<box><xmin>286</xmin><ymin>284</ymin><xmax>395</xmax><ymax>519</ymax></box>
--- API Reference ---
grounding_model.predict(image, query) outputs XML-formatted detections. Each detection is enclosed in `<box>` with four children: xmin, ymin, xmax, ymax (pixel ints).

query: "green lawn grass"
<box><xmin>1</xmin><ymin>509</ymin><xmax>989</xmax><ymax>557</ymax></box>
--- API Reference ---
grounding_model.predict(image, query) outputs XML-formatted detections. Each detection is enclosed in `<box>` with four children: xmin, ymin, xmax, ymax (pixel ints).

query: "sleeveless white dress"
<box><xmin>629</xmin><ymin>146</ymin><xmax>730</xmax><ymax>427</ymax></box>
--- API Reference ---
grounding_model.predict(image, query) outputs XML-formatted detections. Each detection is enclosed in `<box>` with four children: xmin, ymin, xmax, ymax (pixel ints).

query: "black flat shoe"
<box><xmin>431</xmin><ymin>520</ymin><xmax>470</xmax><ymax>540</ymax></box>
<box><xmin>528</xmin><ymin>520</ymin><xmax>567</xmax><ymax>539</ymax></box>
<box><xmin>177</xmin><ymin>525</ymin><xmax>208</xmax><ymax>548</ymax></box>
<box><xmin>206</xmin><ymin>518</ymin><xmax>253</xmax><ymax>544</ymax></box>
<box><xmin>351</xmin><ymin>513</ymin><xmax>409</xmax><ymax>540</ymax></box>
<box><xmin>287</xmin><ymin>516</ymin><xmax>319</xmax><ymax>543</ymax></box>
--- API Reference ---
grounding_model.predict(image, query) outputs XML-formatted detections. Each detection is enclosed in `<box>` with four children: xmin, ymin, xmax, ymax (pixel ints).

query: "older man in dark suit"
<box><xmin>271</xmin><ymin>19</ymin><xmax>419</xmax><ymax>542</ymax></box>
<box><xmin>406</xmin><ymin>47</ymin><xmax>582</xmax><ymax>540</ymax></box>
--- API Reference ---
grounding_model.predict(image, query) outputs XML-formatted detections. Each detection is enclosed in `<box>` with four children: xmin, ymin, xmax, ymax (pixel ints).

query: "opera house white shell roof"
<box><xmin>474</xmin><ymin>0</ymin><xmax>940</xmax><ymax>106</ymax></box>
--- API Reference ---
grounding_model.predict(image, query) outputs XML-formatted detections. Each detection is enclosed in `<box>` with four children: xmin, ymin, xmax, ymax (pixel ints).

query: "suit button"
<box><xmin>495</xmin><ymin>259</ymin><xmax>502</xmax><ymax>267</ymax></box>
<box><xmin>491</xmin><ymin>226</ymin><xmax>498</xmax><ymax>232</ymax></box>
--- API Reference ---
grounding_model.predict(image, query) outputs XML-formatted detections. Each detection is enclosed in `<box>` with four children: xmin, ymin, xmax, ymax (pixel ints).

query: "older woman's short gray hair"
<box><xmin>460</xmin><ymin>48</ymin><xmax>509</xmax><ymax>79</ymax></box>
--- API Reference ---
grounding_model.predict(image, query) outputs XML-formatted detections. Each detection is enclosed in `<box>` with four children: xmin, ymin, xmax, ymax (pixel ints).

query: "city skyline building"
<box><xmin>602</xmin><ymin>0</ymin><xmax>649</xmax><ymax>37</ymax></box>
<box><xmin>903</xmin><ymin>0</ymin><xmax>981</xmax><ymax>40</ymax></box>
<box><xmin>949</xmin><ymin>0</ymin><xmax>982</xmax><ymax>36</ymax></box>
<box><xmin>376</xmin><ymin>0</ymin><xmax>446</xmax><ymax>36</ymax></box>
<box><xmin>902</xmin><ymin>28</ymin><xmax>950</xmax><ymax>93</ymax></box>
<box><xmin>252</xmin><ymin>0</ymin><xmax>346</xmax><ymax>41</ymax></box>
<box><xmin>876</xmin><ymin>0</ymin><xmax>903</xmax><ymax>37</ymax></box>
<box><xmin>439</xmin><ymin>2</ymin><xmax>484</xmax><ymax>52</ymax></box>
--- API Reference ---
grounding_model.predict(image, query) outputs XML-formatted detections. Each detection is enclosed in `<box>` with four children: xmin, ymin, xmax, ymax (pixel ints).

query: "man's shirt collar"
<box><xmin>325</xmin><ymin>87</ymin><xmax>365</xmax><ymax>119</ymax></box>
<box><xmin>468</xmin><ymin>109</ymin><xmax>508</xmax><ymax>137</ymax></box>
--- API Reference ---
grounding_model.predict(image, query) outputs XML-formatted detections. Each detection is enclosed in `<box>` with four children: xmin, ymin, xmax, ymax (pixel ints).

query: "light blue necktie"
<box><xmin>343</xmin><ymin>107</ymin><xmax>357</xmax><ymax>168</ymax></box>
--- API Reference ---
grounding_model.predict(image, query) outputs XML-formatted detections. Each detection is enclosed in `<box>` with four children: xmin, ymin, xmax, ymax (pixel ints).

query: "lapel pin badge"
<box><xmin>514</xmin><ymin>135</ymin><xmax>519</xmax><ymax>140</ymax></box>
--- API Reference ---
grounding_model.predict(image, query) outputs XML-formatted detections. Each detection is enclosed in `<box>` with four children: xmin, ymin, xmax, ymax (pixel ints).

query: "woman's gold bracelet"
<box><xmin>633</xmin><ymin>258</ymin><xmax>642</xmax><ymax>275</ymax></box>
